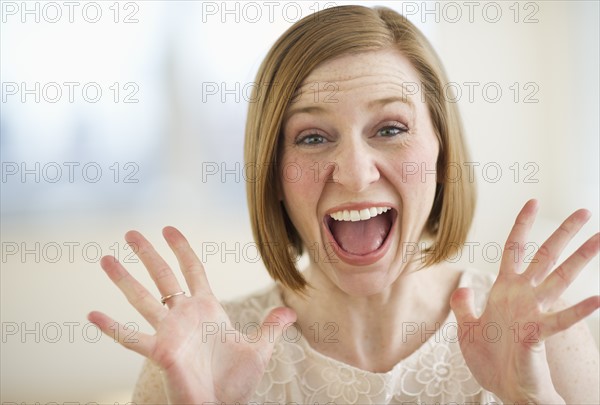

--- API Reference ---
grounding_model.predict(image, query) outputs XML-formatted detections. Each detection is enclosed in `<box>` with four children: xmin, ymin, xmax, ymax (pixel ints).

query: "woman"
<box><xmin>88</xmin><ymin>5</ymin><xmax>600</xmax><ymax>404</ymax></box>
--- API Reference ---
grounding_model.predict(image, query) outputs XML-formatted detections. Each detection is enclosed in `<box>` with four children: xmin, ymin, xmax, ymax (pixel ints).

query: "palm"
<box><xmin>88</xmin><ymin>227</ymin><xmax>295</xmax><ymax>404</ymax></box>
<box><xmin>451</xmin><ymin>200</ymin><xmax>600</xmax><ymax>403</ymax></box>
<box><xmin>151</xmin><ymin>295</ymin><xmax>275</xmax><ymax>403</ymax></box>
<box><xmin>456</xmin><ymin>273</ymin><xmax>554</xmax><ymax>400</ymax></box>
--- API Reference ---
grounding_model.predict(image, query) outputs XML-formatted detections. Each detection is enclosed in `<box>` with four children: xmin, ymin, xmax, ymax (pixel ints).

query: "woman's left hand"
<box><xmin>450</xmin><ymin>199</ymin><xmax>600</xmax><ymax>404</ymax></box>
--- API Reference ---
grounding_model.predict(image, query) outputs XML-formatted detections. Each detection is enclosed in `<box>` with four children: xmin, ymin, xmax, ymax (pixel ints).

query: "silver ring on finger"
<box><xmin>160</xmin><ymin>291</ymin><xmax>186</xmax><ymax>305</ymax></box>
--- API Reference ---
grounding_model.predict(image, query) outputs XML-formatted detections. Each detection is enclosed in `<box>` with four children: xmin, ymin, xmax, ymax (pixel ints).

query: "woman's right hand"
<box><xmin>88</xmin><ymin>226</ymin><xmax>296</xmax><ymax>404</ymax></box>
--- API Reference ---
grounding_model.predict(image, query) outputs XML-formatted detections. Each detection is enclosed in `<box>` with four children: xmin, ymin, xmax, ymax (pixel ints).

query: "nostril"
<box><xmin>328</xmin><ymin>144</ymin><xmax>380</xmax><ymax>190</ymax></box>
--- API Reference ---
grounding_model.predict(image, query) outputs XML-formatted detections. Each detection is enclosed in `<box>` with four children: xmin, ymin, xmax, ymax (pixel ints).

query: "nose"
<box><xmin>329</xmin><ymin>135</ymin><xmax>380</xmax><ymax>192</ymax></box>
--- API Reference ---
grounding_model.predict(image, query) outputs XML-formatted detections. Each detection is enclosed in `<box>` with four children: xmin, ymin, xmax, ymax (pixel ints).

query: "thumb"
<box><xmin>450</xmin><ymin>287</ymin><xmax>477</xmax><ymax>324</ymax></box>
<box><xmin>256</xmin><ymin>306</ymin><xmax>297</xmax><ymax>361</ymax></box>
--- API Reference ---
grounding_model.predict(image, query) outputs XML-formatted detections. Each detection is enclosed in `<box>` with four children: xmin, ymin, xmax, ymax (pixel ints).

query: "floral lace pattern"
<box><xmin>398</xmin><ymin>342</ymin><xmax>482</xmax><ymax>403</ymax></box>
<box><xmin>301</xmin><ymin>361</ymin><xmax>387</xmax><ymax>404</ymax></box>
<box><xmin>132</xmin><ymin>269</ymin><xmax>501</xmax><ymax>404</ymax></box>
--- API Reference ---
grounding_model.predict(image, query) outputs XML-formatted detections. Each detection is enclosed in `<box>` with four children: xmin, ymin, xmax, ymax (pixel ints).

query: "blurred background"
<box><xmin>1</xmin><ymin>0</ymin><xmax>598</xmax><ymax>402</ymax></box>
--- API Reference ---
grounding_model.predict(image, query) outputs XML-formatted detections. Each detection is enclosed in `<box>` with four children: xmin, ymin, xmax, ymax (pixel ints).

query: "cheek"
<box><xmin>280</xmin><ymin>154</ymin><xmax>326</xmax><ymax>226</ymax></box>
<box><xmin>387</xmin><ymin>143</ymin><xmax>439</xmax><ymax>194</ymax></box>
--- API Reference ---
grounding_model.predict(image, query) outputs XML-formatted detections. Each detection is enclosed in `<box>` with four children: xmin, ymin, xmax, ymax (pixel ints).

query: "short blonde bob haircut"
<box><xmin>244</xmin><ymin>5</ymin><xmax>476</xmax><ymax>292</ymax></box>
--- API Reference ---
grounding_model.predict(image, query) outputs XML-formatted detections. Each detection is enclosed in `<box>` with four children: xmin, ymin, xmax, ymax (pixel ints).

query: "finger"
<box><xmin>450</xmin><ymin>287</ymin><xmax>477</xmax><ymax>324</ymax></box>
<box><xmin>536</xmin><ymin>233</ymin><xmax>600</xmax><ymax>308</ymax></box>
<box><xmin>450</xmin><ymin>288</ymin><xmax>482</xmax><ymax>345</ymax></box>
<box><xmin>256</xmin><ymin>307</ymin><xmax>297</xmax><ymax>362</ymax></box>
<box><xmin>162</xmin><ymin>226</ymin><xmax>212</xmax><ymax>296</ymax></box>
<box><xmin>499</xmin><ymin>199</ymin><xmax>539</xmax><ymax>275</ymax></box>
<box><xmin>100</xmin><ymin>256</ymin><xmax>167</xmax><ymax>326</ymax></box>
<box><xmin>523</xmin><ymin>209</ymin><xmax>591</xmax><ymax>284</ymax></box>
<box><xmin>540</xmin><ymin>296</ymin><xmax>600</xmax><ymax>339</ymax></box>
<box><xmin>87</xmin><ymin>311</ymin><xmax>155</xmax><ymax>356</ymax></box>
<box><xmin>125</xmin><ymin>230</ymin><xmax>184</xmax><ymax>307</ymax></box>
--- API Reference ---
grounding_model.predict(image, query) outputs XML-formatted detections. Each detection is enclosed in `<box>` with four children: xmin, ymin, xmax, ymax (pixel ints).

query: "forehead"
<box><xmin>293</xmin><ymin>48</ymin><xmax>421</xmax><ymax>100</ymax></box>
<box><xmin>285</xmin><ymin>48</ymin><xmax>423</xmax><ymax>120</ymax></box>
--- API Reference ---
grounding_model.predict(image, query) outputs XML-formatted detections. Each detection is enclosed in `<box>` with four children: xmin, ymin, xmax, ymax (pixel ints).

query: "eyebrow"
<box><xmin>285</xmin><ymin>105</ymin><xmax>326</xmax><ymax>118</ymax></box>
<box><xmin>285</xmin><ymin>95</ymin><xmax>414</xmax><ymax>120</ymax></box>
<box><xmin>367</xmin><ymin>95</ymin><xmax>414</xmax><ymax>110</ymax></box>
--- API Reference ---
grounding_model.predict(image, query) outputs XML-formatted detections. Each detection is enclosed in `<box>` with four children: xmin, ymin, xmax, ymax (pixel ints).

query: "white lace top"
<box><xmin>132</xmin><ymin>269</ymin><xmax>502</xmax><ymax>404</ymax></box>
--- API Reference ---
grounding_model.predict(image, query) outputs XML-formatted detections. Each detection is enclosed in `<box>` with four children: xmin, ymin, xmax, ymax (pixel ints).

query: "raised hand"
<box><xmin>450</xmin><ymin>199</ymin><xmax>600</xmax><ymax>404</ymax></box>
<box><xmin>88</xmin><ymin>226</ymin><xmax>296</xmax><ymax>404</ymax></box>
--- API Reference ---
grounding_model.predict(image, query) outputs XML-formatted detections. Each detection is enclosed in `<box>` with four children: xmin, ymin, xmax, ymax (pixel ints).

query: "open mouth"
<box><xmin>323</xmin><ymin>206</ymin><xmax>397</xmax><ymax>263</ymax></box>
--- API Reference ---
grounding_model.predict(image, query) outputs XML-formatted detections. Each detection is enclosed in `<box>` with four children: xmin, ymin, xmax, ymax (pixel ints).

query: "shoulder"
<box><xmin>451</xmin><ymin>267</ymin><xmax>496</xmax><ymax>312</ymax></box>
<box><xmin>220</xmin><ymin>283</ymin><xmax>283</xmax><ymax>326</ymax></box>
<box><xmin>131</xmin><ymin>358</ymin><xmax>166</xmax><ymax>404</ymax></box>
<box><xmin>459</xmin><ymin>267</ymin><xmax>496</xmax><ymax>288</ymax></box>
<box><xmin>545</xmin><ymin>298</ymin><xmax>600</xmax><ymax>404</ymax></box>
<box><xmin>444</xmin><ymin>267</ymin><xmax>496</xmax><ymax>318</ymax></box>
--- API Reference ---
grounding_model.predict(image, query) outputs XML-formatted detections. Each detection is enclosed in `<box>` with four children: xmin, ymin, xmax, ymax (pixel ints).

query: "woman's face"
<box><xmin>280</xmin><ymin>48</ymin><xmax>440</xmax><ymax>296</ymax></box>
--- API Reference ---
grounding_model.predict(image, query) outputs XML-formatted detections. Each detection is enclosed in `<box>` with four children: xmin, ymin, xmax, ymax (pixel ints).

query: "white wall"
<box><xmin>1</xmin><ymin>1</ymin><xmax>598</xmax><ymax>402</ymax></box>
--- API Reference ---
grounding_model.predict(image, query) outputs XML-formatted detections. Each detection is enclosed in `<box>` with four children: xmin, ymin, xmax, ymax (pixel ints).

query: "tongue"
<box><xmin>329</xmin><ymin>214</ymin><xmax>391</xmax><ymax>255</ymax></box>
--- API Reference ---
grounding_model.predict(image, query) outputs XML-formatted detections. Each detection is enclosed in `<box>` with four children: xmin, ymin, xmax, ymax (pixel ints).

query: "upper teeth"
<box><xmin>329</xmin><ymin>207</ymin><xmax>391</xmax><ymax>222</ymax></box>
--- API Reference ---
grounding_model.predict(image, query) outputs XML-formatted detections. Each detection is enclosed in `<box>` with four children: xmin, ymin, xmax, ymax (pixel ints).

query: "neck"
<box><xmin>281</xmin><ymin>263</ymin><xmax>462</xmax><ymax>372</ymax></box>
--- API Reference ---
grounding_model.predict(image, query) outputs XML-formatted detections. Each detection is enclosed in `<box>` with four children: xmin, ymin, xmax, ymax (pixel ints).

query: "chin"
<box><xmin>326</xmin><ymin>255</ymin><xmax>403</xmax><ymax>297</ymax></box>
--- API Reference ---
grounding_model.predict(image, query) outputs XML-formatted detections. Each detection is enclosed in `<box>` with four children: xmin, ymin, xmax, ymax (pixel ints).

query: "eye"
<box><xmin>296</xmin><ymin>133</ymin><xmax>328</xmax><ymax>145</ymax></box>
<box><xmin>377</xmin><ymin>124</ymin><xmax>408</xmax><ymax>138</ymax></box>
